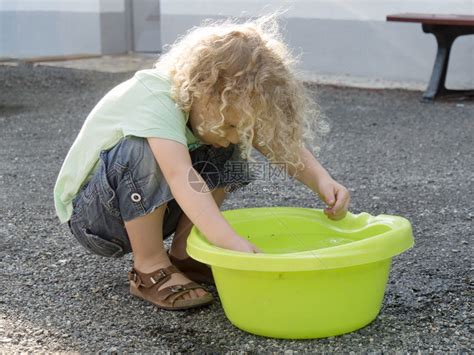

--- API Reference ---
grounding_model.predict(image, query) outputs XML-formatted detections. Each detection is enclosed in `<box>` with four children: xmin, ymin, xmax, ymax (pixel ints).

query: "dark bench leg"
<box><xmin>422</xmin><ymin>24</ymin><xmax>474</xmax><ymax>102</ymax></box>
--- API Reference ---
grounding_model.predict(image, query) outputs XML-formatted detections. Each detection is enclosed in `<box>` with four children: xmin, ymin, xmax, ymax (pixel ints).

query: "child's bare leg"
<box><xmin>170</xmin><ymin>187</ymin><xmax>227</xmax><ymax>259</ymax></box>
<box><xmin>125</xmin><ymin>203</ymin><xmax>206</xmax><ymax>299</ymax></box>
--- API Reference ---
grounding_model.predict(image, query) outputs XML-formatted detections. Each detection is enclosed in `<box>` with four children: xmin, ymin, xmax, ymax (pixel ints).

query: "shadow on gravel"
<box><xmin>0</xmin><ymin>104</ymin><xmax>30</xmax><ymax>116</ymax></box>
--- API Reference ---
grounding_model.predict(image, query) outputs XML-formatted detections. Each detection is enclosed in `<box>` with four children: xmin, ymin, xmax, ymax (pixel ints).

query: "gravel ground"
<box><xmin>0</xmin><ymin>65</ymin><xmax>472</xmax><ymax>353</ymax></box>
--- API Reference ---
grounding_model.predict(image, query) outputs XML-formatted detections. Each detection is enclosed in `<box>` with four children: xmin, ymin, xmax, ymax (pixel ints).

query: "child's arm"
<box><xmin>254</xmin><ymin>141</ymin><xmax>350</xmax><ymax>220</ymax></box>
<box><xmin>147</xmin><ymin>137</ymin><xmax>261</xmax><ymax>253</ymax></box>
<box><xmin>289</xmin><ymin>146</ymin><xmax>350</xmax><ymax>220</ymax></box>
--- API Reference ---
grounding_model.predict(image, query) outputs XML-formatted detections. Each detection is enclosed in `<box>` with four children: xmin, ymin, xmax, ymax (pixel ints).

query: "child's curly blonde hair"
<box><xmin>154</xmin><ymin>13</ymin><xmax>328</xmax><ymax>177</ymax></box>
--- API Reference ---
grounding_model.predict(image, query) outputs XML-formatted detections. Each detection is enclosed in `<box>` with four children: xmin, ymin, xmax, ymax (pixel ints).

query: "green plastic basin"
<box><xmin>186</xmin><ymin>207</ymin><xmax>414</xmax><ymax>339</ymax></box>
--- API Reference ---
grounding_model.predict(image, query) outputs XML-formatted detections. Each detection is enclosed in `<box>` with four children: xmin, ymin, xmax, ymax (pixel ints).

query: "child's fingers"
<box><xmin>338</xmin><ymin>187</ymin><xmax>350</xmax><ymax>207</ymax></box>
<box><xmin>325</xmin><ymin>207</ymin><xmax>347</xmax><ymax>220</ymax></box>
<box><xmin>252</xmin><ymin>244</ymin><xmax>263</xmax><ymax>253</ymax></box>
<box><xmin>320</xmin><ymin>189</ymin><xmax>336</xmax><ymax>207</ymax></box>
<box><xmin>331</xmin><ymin>198</ymin><xmax>344</xmax><ymax>214</ymax></box>
<box><xmin>324</xmin><ymin>190</ymin><xmax>350</xmax><ymax>219</ymax></box>
<box><xmin>328</xmin><ymin>190</ymin><xmax>346</xmax><ymax>213</ymax></box>
<box><xmin>323</xmin><ymin>208</ymin><xmax>333</xmax><ymax>217</ymax></box>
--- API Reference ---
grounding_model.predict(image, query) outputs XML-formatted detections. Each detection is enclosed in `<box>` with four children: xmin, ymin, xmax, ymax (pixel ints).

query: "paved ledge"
<box><xmin>1</xmin><ymin>53</ymin><xmax>428</xmax><ymax>91</ymax></box>
<box><xmin>298</xmin><ymin>71</ymin><xmax>426</xmax><ymax>92</ymax></box>
<box><xmin>33</xmin><ymin>54</ymin><xmax>158</xmax><ymax>73</ymax></box>
<box><xmin>0</xmin><ymin>53</ymin><xmax>157</xmax><ymax>73</ymax></box>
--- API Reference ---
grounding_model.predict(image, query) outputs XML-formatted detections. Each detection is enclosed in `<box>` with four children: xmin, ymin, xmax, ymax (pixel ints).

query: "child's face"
<box><xmin>189</xmin><ymin>97</ymin><xmax>240</xmax><ymax>148</ymax></box>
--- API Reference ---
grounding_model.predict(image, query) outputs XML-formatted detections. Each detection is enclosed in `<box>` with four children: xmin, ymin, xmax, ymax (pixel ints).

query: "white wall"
<box><xmin>161</xmin><ymin>0</ymin><xmax>473</xmax><ymax>20</ymax></box>
<box><xmin>160</xmin><ymin>0</ymin><xmax>474</xmax><ymax>88</ymax></box>
<box><xmin>0</xmin><ymin>0</ymin><xmax>126</xmax><ymax>58</ymax></box>
<box><xmin>0</xmin><ymin>0</ymin><xmax>124</xmax><ymax>13</ymax></box>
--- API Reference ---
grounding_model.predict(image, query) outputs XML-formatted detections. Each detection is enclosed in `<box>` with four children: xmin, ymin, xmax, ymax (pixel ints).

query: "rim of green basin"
<box><xmin>186</xmin><ymin>207</ymin><xmax>414</xmax><ymax>272</ymax></box>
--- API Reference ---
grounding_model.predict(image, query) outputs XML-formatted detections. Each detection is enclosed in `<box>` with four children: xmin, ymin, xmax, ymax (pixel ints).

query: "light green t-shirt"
<box><xmin>54</xmin><ymin>69</ymin><xmax>203</xmax><ymax>224</ymax></box>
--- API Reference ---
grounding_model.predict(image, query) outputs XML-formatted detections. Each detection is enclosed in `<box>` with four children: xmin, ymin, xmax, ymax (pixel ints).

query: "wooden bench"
<box><xmin>387</xmin><ymin>13</ymin><xmax>474</xmax><ymax>102</ymax></box>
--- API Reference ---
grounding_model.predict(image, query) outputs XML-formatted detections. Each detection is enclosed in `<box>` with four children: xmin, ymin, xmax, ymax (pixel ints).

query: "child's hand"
<box><xmin>315</xmin><ymin>177</ymin><xmax>351</xmax><ymax>220</ymax></box>
<box><xmin>215</xmin><ymin>233</ymin><xmax>262</xmax><ymax>254</ymax></box>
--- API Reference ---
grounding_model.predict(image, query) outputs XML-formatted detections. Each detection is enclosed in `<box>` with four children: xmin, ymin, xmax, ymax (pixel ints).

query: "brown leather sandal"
<box><xmin>167</xmin><ymin>250</ymin><xmax>215</xmax><ymax>285</ymax></box>
<box><xmin>128</xmin><ymin>264</ymin><xmax>214</xmax><ymax>310</ymax></box>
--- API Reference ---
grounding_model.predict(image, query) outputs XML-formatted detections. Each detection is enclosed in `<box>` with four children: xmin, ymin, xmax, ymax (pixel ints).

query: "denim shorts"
<box><xmin>67</xmin><ymin>136</ymin><xmax>254</xmax><ymax>258</ymax></box>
